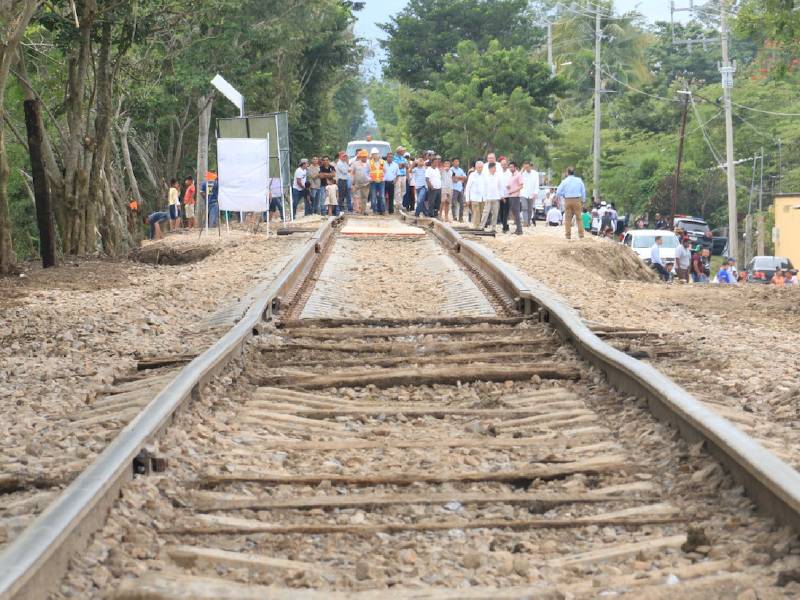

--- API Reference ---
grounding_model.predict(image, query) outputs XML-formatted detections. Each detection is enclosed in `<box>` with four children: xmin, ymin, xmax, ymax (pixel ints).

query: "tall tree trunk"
<box><xmin>61</xmin><ymin>0</ymin><xmax>96</xmax><ymax>255</ymax></box>
<box><xmin>91</xmin><ymin>20</ymin><xmax>122</xmax><ymax>255</ymax></box>
<box><xmin>0</xmin><ymin>0</ymin><xmax>41</xmax><ymax>273</ymax></box>
<box><xmin>196</xmin><ymin>94</ymin><xmax>213</xmax><ymax>227</ymax></box>
<box><xmin>119</xmin><ymin>117</ymin><xmax>142</xmax><ymax>204</ymax></box>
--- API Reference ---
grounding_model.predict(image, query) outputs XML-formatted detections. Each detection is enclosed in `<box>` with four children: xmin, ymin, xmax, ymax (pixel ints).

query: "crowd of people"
<box><xmin>136</xmin><ymin>147</ymin><xmax>798</xmax><ymax>290</ymax></box>
<box><xmin>287</xmin><ymin>148</ymin><xmax>545</xmax><ymax>235</ymax></box>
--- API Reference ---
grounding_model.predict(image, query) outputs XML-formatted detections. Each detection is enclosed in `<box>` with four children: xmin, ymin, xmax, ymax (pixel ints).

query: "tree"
<box><xmin>403</xmin><ymin>40</ymin><xmax>564</xmax><ymax>162</ymax></box>
<box><xmin>379</xmin><ymin>0</ymin><xmax>543</xmax><ymax>88</ymax></box>
<box><xmin>0</xmin><ymin>0</ymin><xmax>41</xmax><ymax>273</ymax></box>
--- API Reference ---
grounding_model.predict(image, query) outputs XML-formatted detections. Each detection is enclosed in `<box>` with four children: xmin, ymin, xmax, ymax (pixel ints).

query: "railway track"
<box><xmin>2</xmin><ymin>216</ymin><xmax>800</xmax><ymax>599</ymax></box>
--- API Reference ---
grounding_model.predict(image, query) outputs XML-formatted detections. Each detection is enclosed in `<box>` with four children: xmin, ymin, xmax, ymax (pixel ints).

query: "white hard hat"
<box><xmin>370</xmin><ymin>147</ymin><xmax>379</xmax><ymax>155</ymax></box>
<box><xmin>600</xmin><ymin>201</ymin><xmax>607</xmax><ymax>206</ymax></box>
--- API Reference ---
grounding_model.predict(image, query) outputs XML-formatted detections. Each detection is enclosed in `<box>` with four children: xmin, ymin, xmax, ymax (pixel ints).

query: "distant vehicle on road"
<box><xmin>622</xmin><ymin>229</ymin><xmax>680</xmax><ymax>263</ymax></box>
<box><xmin>534</xmin><ymin>186</ymin><xmax>556</xmax><ymax>220</ymax></box>
<box><xmin>745</xmin><ymin>256</ymin><xmax>795</xmax><ymax>283</ymax></box>
<box><xmin>673</xmin><ymin>216</ymin><xmax>713</xmax><ymax>249</ymax></box>
<box><xmin>346</xmin><ymin>140</ymin><xmax>391</xmax><ymax>159</ymax></box>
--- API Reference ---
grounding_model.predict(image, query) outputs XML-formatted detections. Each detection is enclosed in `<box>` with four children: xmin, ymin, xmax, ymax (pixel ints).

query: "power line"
<box><xmin>601</xmin><ymin>69</ymin><xmax>681</xmax><ymax>102</ymax></box>
<box><xmin>689</xmin><ymin>93</ymin><xmax>725</xmax><ymax>166</ymax></box>
<box><xmin>731</xmin><ymin>101</ymin><xmax>800</xmax><ymax>117</ymax></box>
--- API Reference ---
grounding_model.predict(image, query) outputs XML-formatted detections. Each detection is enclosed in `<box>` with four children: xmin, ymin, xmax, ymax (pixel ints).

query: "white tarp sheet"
<box><xmin>218</xmin><ymin>138</ymin><xmax>268</xmax><ymax>212</ymax></box>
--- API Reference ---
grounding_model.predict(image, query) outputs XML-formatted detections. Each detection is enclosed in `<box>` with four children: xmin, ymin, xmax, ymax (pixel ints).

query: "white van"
<box><xmin>346</xmin><ymin>140</ymin><xmax>391</xmax><ymax>159</ymax></box>
<box><xmin>622</xmin><ymin>230</ymin><xmax>679</xmax><ymax>263</ymax></box>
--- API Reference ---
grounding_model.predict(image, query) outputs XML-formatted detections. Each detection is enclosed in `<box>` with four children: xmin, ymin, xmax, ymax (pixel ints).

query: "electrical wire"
<box><xmin>689</xmin><ymin>93</ymin><xmax>725</xmax><ymax>166</ymax></box>
<box><xmin>601</xmin><ymin>69</ymin><xmax>681</xmax><ymax>102</ymax></box>
<box><xmin>731</xmin><ymin>102</ymin><xmax>800</xmax><ymax>117</ymax></box>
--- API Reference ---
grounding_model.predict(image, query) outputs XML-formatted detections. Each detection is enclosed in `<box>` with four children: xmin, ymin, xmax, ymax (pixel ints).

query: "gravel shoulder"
<box><xmin>0</xmin><ymin>224</ymin><xmax>314</xmax><ymax>544</ymax></box>
<box><xmin>475</xmin><ymin>225</ymin><xmax>800</xmax><ymax>466</ymax></box>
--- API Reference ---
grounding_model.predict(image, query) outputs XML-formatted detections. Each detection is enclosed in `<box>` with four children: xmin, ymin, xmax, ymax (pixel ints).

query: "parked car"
<box><xmin>711</xmin><ymin>236</ymin><xmax>728</xmax><ymax>256</ymax></box>
<box><xmin>346</xmin><ymin>139</ymin><xmax>391</xmax><ymax>159</ymax></box>
<box><xmin>745</xmin><ymin>256</ymin><xmax>795</xmax><ymax>283</ymax></box>
<box><xmin>534</xmin><ymin>186</ymin><xmax>556</xmax><ymax>220</ymax></box>
<box><xmin>622</xmin><ymin>230</ymin><xmax>680</xmax><ymax>263</ymax></box>
<box><xmin>674</xmin><ymin>216</ymin><xmax>713</xmax><ymax>249</ymax></box>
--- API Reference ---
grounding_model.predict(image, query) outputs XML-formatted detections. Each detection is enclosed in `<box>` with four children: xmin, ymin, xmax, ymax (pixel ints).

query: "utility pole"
<box><xmin>757</xmin><ymin>146</ymin><xmax>765</xmax><ymax>255</ymax></box>
<box><xmin>720</xmin><ymin>0</ymin><xmax>738</xmax><ymax>260</ymax></box>
<box><xmin>593</xmin><ymin>9</ymin><xmax>602</xmax><ymax>202</ymax></box>
<box><xmin>673</xmin><ymin>89</ymin><xmax>690</xmax><ymax>217</ymax></box>
<box><xmin>777</xmin><ymin>138</ymin><xmax>782</xmax><ymax>193</ymax></box>
<box><xmin>547</xmin><ymin>22</ymin><xmax>555</xmax><ymax>76</ymax></box>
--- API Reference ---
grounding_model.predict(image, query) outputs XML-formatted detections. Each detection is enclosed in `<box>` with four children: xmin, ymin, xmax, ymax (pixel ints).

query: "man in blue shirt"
<box><xmin>383</xmin><ymin>152</ymin><xmax>399</xmax><ymax>214</ymax></box>
<box><xmin>450</xmin><ymin>158</ymin><xmax>466</xmax><ymax>222</ymax></box>
<box><xmin>394</xmin><ymin>146</ymin><xmax>407</xmax><ymax>213</ymax></box>
<box><xmin>412</xmin><ymin>157</ymin><xmax>428</xmax><ymax>217</ymax></box>
<box><xmin>200</xmin><ymin>176</ymin><xmax>219</xmax><ymax>227</ymax></box>
<box><xmin>717</xmin><ymin>261</ymin><xmax>736</xmax><ymax>284</ymax></box>
<box><xmin>555</xmin><ymin>167</ymin><xmax>586</xmax><ymax>240</ymax></box>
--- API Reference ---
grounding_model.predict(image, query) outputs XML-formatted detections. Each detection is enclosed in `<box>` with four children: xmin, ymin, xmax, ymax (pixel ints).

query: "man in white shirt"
<box><xmin>546</xmin><ymin>205</ymin><xmax>562</xmax><ymax>226</ymax></box>
<box><xmin>292</xmin><ymin>158</ymin><xmax>308</xmax><ymax>219</ymax></box>
<box><xmin>521</xmin><ymin>162</ymin><xmax>539</xmax><ymax>227</ymax></box>
<box><xmin>674</xmin><ymin>236</ymin><xmax>691</xmax><ymax>282</ymax></box>
<box><xmin>650</xmin><ymin>237</ymin><xmax>669</xmax><ymax>281</ymax></box>
<box><xmin>425</xmin><ymin>157</ymin><xmax>443</xmax><ymax>218</ymax></box>
<box><xmin>464</xmin><ymin>161</ymin><xmax>485</xmax><ymax>229</ymax></box>
<box><xmin>480</xmin><ymin>162</ymin><xmax>504</xmax><ymax>231</ymax></box>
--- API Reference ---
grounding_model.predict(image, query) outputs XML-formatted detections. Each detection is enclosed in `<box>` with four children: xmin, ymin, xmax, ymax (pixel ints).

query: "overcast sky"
<box><xmin>356</xmin><ymin>1</ymin><xmax>679</xmax><ymax>73</ymax></box>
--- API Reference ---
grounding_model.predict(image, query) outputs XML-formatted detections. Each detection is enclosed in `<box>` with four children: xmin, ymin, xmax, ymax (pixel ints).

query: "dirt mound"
<box><xmin>130</xmin><ymin>243</ymin><xmax>219</xmax><ymax>265</ymax></box>
<box><xmin>557</xmin><ymin>240</ymin><xmax>657</xmax><ymax>282</ymax></box>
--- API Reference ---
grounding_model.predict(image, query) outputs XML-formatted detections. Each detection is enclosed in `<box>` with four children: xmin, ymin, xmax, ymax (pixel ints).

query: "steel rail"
<box><xmin>403</xmin><ymin>212</ymin><xmax>800</xmax><ymax>530</ymax></box>
<box><xmin>0</xmin><ymin>217</ymin><xmax>340</xmax><ymax>600</ymax></box>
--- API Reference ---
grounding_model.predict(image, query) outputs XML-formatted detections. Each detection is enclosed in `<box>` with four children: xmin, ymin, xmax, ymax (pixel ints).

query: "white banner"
<box><xmin>218</xmin><ymin>138</ymin><xmax>269</xmax><ymax>212</ymax></box>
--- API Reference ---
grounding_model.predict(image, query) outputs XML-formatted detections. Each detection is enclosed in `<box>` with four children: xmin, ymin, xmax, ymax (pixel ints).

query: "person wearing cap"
<box><xmin>691</xmin><ymin>245</ymin><xmax>710</xmax><ymax>283</ymax></box>
<box><xmin>292</xmin><ymin>158</ymin><xmax>308</xmax><ymax>219</ymax></box>
<box><xmin>368</xmin><ymin>147</ymin><xmax>386</xmax><ymax>215</ymax></box>
<box><xmin>675</xmin><ymin>237</ymin><xmax>692</xmax><ymax>282</ymax></box>
<box><xmin>726</xmin><ymin>257</ymin><xmax>738</xmax><ymax>280</ymax></box>
<box><xmin>351</xmin><ymin>150</ymin><xmax>371</xmax><ymax>215</ymax></box>
<box><xmin>393</xmin><ymin>147</ymin><xmax>407</xmax><ymax>213</ymax></box>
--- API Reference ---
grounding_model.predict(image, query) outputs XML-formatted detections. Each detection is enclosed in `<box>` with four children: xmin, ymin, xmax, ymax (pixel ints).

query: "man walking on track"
<box><xmin>465</xmin><ymin>161</ymin><xmax>485</xmax><ymax>228</ymax></box>
<box><xmin>394</xmin><ymin>146</ymin><xmax>407</xmax><ymax>212</ymax></box>
<box><xmin>505</xmin><ymin>161</ymin><xmax>524</xmax><ymax>235</ymax></box>
<box><xmin>556</xmin><ymin>166</ymin><xmax>586</xmax><ymax>240</ymax></box>
<box><xmin>368</xmin><ymin>148</ymin><xmax>386</xmax><ymax>215</ymax></box>
<box><xmin>351</xmin><ymin>150</ymin><xmax>371</xmax><ymax>215</ymax></box>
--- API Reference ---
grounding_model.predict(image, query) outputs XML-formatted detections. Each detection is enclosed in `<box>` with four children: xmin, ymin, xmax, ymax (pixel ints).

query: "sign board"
<box><xmin>211</xmin><ymin>74</ymin><xmax>244</xmax><ymax>117</ymax></box>
<box><xmin>217</xmin><ymin>112</ymin><xmax>290</xmax><ymax>190</ymax></box>
<box><xmin>217</xmin><ymin>138</ymin><xmax>269</xmax><ymax>212</ymax></box>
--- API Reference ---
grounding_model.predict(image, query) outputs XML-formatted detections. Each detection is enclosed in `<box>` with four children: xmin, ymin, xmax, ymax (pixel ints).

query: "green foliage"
<box><xmin>379</xmin><ymin>0</ymin><xmax>543</xmax><ymax>87</ymax></box>
<box><xmin>738</xmin><ymin>0</ymin><xmax>800</xmax><ymax>52</ymax></box>
<box><xmin>388</xmin><ymin>40</ymin><xmax>564</xmax><ymax>163</ymax></box>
